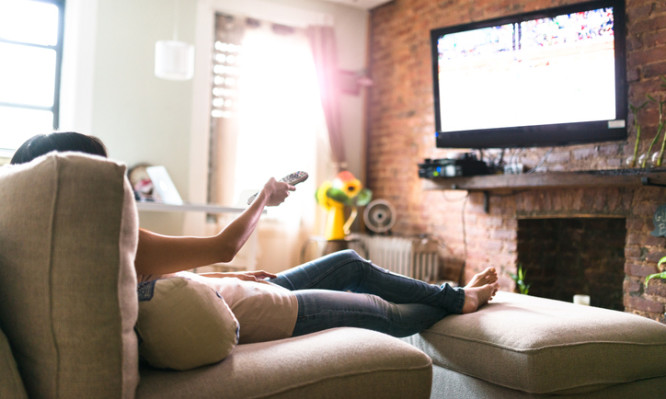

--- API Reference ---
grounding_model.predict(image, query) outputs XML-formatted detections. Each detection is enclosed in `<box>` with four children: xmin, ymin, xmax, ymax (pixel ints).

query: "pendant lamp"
<box><xmin>155</xmin><ymin>0</ymin><xmax>194</xmax><ymax>80</ymax></box>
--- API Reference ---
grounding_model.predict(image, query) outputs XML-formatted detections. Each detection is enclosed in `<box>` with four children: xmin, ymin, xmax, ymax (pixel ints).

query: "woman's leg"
<box><xmin>270</xmin><ymin>249</ymin><xmax>465</xmax><ymax>314</ymax></box>
<box><xmin>291</xmin><ymin>289</ymin><xmax>449</xmax><ymax>338</ymax></box>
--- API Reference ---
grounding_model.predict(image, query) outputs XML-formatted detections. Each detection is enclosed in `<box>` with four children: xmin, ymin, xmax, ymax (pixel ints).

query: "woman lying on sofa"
<box><xmin>11</xmin><ymin>132</ymin><xmax>499</xmax><ymax>344</ymax></box>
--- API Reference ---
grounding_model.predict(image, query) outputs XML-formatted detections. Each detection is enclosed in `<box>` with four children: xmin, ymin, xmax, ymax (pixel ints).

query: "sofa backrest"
<box><xmin>0</xmin><ymin>153</ymin><xmax>139</xmax><ymax>398</ymax></box>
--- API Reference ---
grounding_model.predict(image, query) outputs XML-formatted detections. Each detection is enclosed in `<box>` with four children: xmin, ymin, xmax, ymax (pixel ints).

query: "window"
<box><xmin>208</xmin><ymin>14</ymin><xmax>327</xmax><ymax>211</ymax></box>
<box><xmin>0</xmin><ymin>0</ymin><xmax>64</xmax><ymax>156</ymax></box>
<box><xmin>206</xmin><ymin>13</ymin><xmax>332</xmax><ymax>269</ymax></box>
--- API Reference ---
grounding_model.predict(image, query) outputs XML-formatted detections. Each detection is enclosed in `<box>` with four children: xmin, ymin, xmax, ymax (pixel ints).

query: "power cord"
<box><xmin>458</xmin><ymin>193</ymin><xmax>469</xmax><ymax>285</ymax></box>
<box><xmin>526</xmin><ymin>147</ymin><xmax>554</xmax><ymax>174</ymax></box>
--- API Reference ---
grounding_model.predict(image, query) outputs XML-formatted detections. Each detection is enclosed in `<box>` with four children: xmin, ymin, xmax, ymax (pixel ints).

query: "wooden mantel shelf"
<box><xmin>422</xmin><ymin>168</ymin><xmax>666</xmax><ymax>191</ymax></box>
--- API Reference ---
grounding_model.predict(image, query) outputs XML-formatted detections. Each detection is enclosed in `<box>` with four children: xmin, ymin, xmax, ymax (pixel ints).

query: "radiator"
<box><xmin>354</xmin><ymin>235</ymin><xmax>440</xmax><ymax>283</ymax></box>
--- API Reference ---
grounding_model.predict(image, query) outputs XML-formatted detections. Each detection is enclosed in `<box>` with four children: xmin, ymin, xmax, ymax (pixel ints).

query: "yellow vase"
<box><xmin>325</xmin><ymin>202</ymin><xmax>346</xmax><ymax>240</ymax></box>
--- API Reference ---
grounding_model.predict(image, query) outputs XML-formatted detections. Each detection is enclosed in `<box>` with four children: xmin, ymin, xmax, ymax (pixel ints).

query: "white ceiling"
<box><xmin>317</xmin><ymin>0</ymin><xmax>393</xmax><ymax>10</ymax></box>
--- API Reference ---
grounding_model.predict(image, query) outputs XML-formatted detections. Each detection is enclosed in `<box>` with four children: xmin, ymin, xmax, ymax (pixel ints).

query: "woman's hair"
<box><xmin>10</xmin><ymin>132</ymin><xmax>108</xmax><ymax>165</ymax></box>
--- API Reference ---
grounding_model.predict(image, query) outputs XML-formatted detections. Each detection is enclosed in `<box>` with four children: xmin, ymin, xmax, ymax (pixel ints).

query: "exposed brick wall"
<box><xmin>367</xmin><ymin>0</ymin><xmax>666</xmax><ymax>323</ymax></box>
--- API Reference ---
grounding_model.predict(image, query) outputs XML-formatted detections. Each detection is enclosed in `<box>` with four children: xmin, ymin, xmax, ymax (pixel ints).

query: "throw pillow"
<box><xmin>136</xmin><ymin>277</ymin><xmax>239</xmax><ymax>370</ymax></box>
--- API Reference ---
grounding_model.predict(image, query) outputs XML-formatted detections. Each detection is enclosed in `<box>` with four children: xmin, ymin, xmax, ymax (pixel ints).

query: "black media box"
<box><xmin>418</xmin><ymin>154</ymin><xmax>490</xmax><ymax>178</ymax></box>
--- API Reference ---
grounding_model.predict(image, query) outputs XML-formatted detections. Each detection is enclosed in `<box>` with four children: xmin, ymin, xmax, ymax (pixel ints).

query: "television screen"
<box><xmin>431</xmin><ymin>0</ymin><xmax>627</xmax><ymax>149</ymax></box>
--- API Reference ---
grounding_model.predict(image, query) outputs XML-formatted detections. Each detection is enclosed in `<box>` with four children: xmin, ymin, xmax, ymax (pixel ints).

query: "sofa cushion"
<box><xmin>404</xmin><ymin>291</ymin><xmax>666</xmax><ymax>394</ymax></box>
<box><xmin>0</xmin><ymin>153</ymin><xmax>139</xmax><ymax>398</ymax></box>
<box><xmin>136</xmin><ymin>277</ymin><xmax>239</xmax><ymax>370</ymax></box>
<box><xmin>0</xmin><ymin>327</ymin><xmax>28</xmax><ymax>399</ymax></box>
<box><xmin>137</xmin><ymin>327</ymin><xmax>433</xmax><ymax>399</ymax></box>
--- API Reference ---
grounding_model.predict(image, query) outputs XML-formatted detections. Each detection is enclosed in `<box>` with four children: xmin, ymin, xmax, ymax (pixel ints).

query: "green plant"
<box><xmin>645</xmin><ymin>256</ymin><xmax>666</xmax><ymax>286</ymax></box>
<box><xmin>642</xmin><ymin>93</ymin><xmax>666</xmax><ymax>168</ymax></box>
<box><xmin>634</xmin><ymin>75</ymin><xmax>666</xmax><ymax>168</ymax></box>
<box><xmin>629</xmin><ymin>101</ymin><xmax>647</xmax><ymax>167</ymax></box>
<box><xmin>509</xmin><ymin>264</ymin><xmax>530</xmax><ymax>295</ymax></box>
<box><xmin>651</xmin><ymin>77</ymin><xmax>666</xmax><ymax>166</ymax></box>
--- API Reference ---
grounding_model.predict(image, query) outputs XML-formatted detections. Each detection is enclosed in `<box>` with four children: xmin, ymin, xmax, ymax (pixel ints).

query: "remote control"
<box><xmin>247</xmin><ymin>171</ymin><xmax>309</xmax><ymax>205</ymax></box>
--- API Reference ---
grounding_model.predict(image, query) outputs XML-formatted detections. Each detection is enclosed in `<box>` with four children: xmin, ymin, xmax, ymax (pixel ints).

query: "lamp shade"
<box><xmin>155</xmin><ymin>40</ymin><xmax>195</xmax><ymax>80</ymax></box>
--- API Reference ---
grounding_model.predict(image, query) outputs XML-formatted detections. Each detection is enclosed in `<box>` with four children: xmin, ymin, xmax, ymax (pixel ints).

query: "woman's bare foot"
<box><xmin>466</xmin><ymin>266</ymin><xmax>498</xmax><ymax>288</ymax></box>
<box><xmin>462</xmin><ymin>283</ymin><xmax>499</xmax><ymax>314</ymax></box>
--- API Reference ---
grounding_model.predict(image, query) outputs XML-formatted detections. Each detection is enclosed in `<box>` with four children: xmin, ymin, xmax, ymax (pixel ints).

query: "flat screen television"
<box><xmin>431</xmin><ymin>0</ymin><xmax>627</xmax><ymax>149</ymax></box>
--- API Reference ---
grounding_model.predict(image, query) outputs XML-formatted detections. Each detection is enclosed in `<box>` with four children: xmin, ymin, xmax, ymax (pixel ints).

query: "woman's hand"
<box><xmin>199</xmin><ymin>270</ymin><xmax>278</xmax><ymax>283</ymax></box>
<box><xmin>261</xmin><ymin>177</ymin><xmax>295</xmax><ymax>206</ymax></box>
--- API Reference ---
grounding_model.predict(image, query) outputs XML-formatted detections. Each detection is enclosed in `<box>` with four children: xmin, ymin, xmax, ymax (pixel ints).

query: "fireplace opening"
<box><xmin>516</xmin><ymin>217</ymin><xmax>626</xmax><ymax>311</ymax></box>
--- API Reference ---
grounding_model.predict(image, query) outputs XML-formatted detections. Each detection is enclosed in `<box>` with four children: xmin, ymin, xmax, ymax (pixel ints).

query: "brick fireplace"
<box><xmin>416</xmin><ymin>176</ymin><xmax>666</xmax><ymax>323</ymax></box>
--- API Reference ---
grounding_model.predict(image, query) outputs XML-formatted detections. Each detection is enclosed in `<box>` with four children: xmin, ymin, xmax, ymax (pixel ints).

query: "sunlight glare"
<box><xmin>0</xmin><ymin>1</ymin><xmax>59</xmax><ymax>46</ymax></box>
<box><xmin>0</xmin><ymin>43</ymin><xmax>56</xmax><ymax>106</ymax></box>
<box><xmin>234</xmin><ymin>26</ymin><xmax>325</xmax><ymax>217</ymax></box>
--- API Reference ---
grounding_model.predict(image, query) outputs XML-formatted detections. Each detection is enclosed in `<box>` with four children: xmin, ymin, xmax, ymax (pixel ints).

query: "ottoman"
<box><xmin>403</xmin><ymin>291</ymin><xmax>666</xmax><ymax>398</ymax></box>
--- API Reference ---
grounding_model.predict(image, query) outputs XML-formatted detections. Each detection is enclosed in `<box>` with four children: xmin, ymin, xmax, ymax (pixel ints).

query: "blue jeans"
<box><xmin>269</xmin><ymin>249</ymin><xmax>465</xmax><ymax>338</ymax></box>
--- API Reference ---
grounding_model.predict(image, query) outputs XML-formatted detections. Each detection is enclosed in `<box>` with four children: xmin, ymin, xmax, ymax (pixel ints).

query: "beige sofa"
<box><xmin>0</xmin><ymin>153</ymin><xmax>432</xmax><ymax>399</ymax></box>
<box><xmin>3</xmin><ymin>153</ymin><xmax>666</xmax><ymax>399</ymax></box>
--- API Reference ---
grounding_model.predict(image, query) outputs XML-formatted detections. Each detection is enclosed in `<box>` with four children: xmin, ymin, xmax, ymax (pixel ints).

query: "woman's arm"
<box><xmin>198</xmin><ymin>270</ymin><xmax>277</xmax><ymax>283</ymax></box>
<box><xmin>134</xmin><ymin>178</ymin><xmax>294</xmax><ymax>276</ymax></box>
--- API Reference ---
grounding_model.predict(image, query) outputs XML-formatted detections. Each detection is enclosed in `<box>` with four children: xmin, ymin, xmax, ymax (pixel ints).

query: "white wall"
<box><xmin>61</xmin><ymin>0</ymin><xmax>369</xmax><ymax>235</ymax></box>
